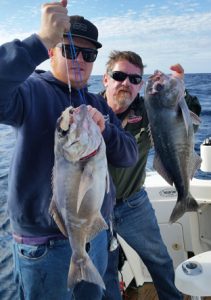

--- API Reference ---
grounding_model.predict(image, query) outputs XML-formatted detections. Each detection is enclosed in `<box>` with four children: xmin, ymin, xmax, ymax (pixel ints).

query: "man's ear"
<box><xmin>48</xmin><ymin>48</ymin><xmax>54</xmax><ymax>58</ymax></box>
<box><xmin>103</xmin><ymin>73</ymin><xmax>109</xmax><ymax>88</ymax></box>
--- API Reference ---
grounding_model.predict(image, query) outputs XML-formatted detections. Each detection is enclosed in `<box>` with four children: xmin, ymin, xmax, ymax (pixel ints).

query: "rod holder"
<box><xmin>200</xmin><ymin>137</ymin><xmax>211</xmax><ymax>172</ymax></box>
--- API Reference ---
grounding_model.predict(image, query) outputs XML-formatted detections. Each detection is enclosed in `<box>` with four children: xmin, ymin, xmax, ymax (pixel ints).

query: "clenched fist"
<box><xmin>38</xmin><ymin>0</ymin><xmax>70</xmax><ymax>49</ymax></box>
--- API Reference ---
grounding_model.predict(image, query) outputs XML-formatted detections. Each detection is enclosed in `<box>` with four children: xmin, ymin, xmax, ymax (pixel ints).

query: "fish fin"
<box><xmin>106</xmin><ymin>170</ymin><xmax>110</xmax><ymax>194</ymax></box>
<box><xmin>77</xmin><ymin>164</ymin><xmax>94</xmax><ymax>213</ymax></box>
<box><xmin>86</xmin><ymin>214</ymin><xmax>108</xmax><ymax>242</ymax></box>
<box><xmin>67</xmin><ymin>253</ymin><xmax>105</xmax><ymax>290</ymax></box>
<box><xmin>49</xmin><ymin>200</ymin><xmax>68</xmax><ymax>237</ymax></box>
<box><xmin>169</xmin><ymin>193</ymin><xmax>199</xmax><ymax>223</ymax></box>
<box><xmin>153</xmin><ymin>152</ymin><xmax>174</xmax><ymax>186</ymax></box>
<box><xmin>189</xmin><ymin>110</ymin><xmax>201</xmax><ymax>126</ymax></box>
<box><xmin>178</xmin><ymin>97</ymin><xmax>191</xmax><ymax>135</ymax></box>
<box><xmin>189</xmin><ymin>151</ymin><xmax>202</xmax><ymax>179</ymax></box>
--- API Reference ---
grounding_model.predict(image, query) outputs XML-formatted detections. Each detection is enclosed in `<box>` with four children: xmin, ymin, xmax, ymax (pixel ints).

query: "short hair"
<box><xmin>105</xmin><ymin>50</ymin><xmax>145</xmax><ymax>75</ymax></box>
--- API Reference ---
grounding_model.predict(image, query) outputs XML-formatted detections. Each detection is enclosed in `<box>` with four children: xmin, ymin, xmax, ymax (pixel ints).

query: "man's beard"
<box><xmin>114</xmin><ymin>90</ymin><xmax>133</xmax><ymax>108</ymax></box>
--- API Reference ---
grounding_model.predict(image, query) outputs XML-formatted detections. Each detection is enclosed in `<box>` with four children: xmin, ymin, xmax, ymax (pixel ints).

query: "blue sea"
<box><xmin>0</xmin><ymin>73</ymin><xmax>211</xmax><ymax>299</ymax></box>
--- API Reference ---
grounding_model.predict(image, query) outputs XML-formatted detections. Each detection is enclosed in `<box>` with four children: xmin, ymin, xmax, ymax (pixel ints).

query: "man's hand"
<box><xmin>170</xmin><ymin>63</ymin><xmax>184</xmax><ymax>80</ymax></box>
<box><xmin>87</xmin><ymin>106</ymin><xmax>105</xmax><ymax>133</ymax></box>
<box><xmin>38</xmin><ymin>0</ymin><xmax>69</xmax><ymax>49</ymax></box>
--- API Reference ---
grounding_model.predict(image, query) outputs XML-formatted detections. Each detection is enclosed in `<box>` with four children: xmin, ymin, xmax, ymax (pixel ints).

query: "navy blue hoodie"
<box><xmin>0</xmin><ymin>34</ymin><xmax>138</xmax><ymax>237</ymax></box>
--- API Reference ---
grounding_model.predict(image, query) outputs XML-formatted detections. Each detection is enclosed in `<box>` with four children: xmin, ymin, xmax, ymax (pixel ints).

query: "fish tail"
<box><xmin>67</xmin><ymin>253</ymin><xmax>105</xmax><ymax>290</ymax></box>
<box><xmin>169</xmin><ymin>194</ymin><xmax>199</xmax><ymax>224</ymax></box>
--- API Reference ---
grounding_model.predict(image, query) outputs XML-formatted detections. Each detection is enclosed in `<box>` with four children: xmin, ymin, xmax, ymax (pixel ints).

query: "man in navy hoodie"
<box><xmin>0</xmin><ymin>1</ymin><xmax>138</xmax><ymax>299</ymax></box>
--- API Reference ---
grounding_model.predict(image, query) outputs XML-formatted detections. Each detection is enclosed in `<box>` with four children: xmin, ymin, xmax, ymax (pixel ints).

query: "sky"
<box><xmin>0</xmin><ymin>0</ymin><xmax>211</xmax><ymax>75</ymax></box>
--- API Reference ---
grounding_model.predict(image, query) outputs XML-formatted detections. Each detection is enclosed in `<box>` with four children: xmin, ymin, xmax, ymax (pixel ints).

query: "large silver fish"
<box><xmin>49</xmin><ymin>104</ymin><xmax>108</xmax><ymax>289</ymax></box>
<box><xmin>144</xmin><ymin>70</ymin><xmax>201</xmax><ymax>223</ymax></box>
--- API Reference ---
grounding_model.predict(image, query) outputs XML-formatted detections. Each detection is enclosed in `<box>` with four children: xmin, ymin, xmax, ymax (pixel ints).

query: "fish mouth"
<box><xmin>147</xmin><ymin>71</ymin><xmax>167</xmax><ymax>94</ymax></box>
<box><xmin>150</xmin><ymin>82</ymin><xmax>164</xmax><ymax>94</ymax></box>
<box><xmin>56</xmin><ymin>119</ymin><xmax>70</xmax><ymax>137</ymax></box>
<box><xmin>57</xmin><ymin>106</ymin><xmax>75</xmax><ymax>136</ymax></box>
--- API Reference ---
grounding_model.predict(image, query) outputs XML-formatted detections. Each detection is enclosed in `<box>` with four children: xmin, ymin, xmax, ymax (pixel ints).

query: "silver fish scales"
<box><xmin>144</xmin><ymin>71</ymin><xmax>201</xmax><ymax>223</ymax></box>
<box><xmin>49</xmin><ymin>104</ymin><xmax>109</xmax><ymax>289</ymax></box>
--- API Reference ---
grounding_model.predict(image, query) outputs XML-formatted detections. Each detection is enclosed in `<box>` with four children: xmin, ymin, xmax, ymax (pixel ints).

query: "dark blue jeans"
<box><xmin>13</xmin><ymin>230</ymin><xmax>108</xmax><ymax>300</ymax></box>
<box><xmin>103</xmin><ymin>188</ymin><xmax>183</xmax><ymax>300</ymax></box>
<box><xmin>102</xmin><ymin>240</ymin><xmax>122</xmax><ymax>300</ymax></box>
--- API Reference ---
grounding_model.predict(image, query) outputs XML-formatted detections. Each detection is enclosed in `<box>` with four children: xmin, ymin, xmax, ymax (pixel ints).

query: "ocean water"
<box><xmin>0</xmin><ymin>73</ymin><xmax>211</xmax><ymax>299</ymax></box>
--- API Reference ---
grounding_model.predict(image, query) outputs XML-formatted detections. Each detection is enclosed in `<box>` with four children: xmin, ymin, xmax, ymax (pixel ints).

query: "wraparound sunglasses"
<box><xmin>57</xmin><ymin>44</ymin><xmax>98</xmax><ymax>63</ymax></box>
<box><xmin>108</xmin><ymin>70</ymin><xmax>142</xmax><ymax>85</ymax></box>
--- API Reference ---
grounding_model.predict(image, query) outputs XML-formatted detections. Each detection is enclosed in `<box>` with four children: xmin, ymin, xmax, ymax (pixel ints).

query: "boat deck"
<box><xmin>124</xmin><ymin>283</ymin><xmax>211</xmax><ymax>299</ymax></box>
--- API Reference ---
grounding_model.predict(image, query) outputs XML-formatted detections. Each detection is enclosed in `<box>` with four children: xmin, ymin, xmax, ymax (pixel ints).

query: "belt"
<box><xmin>13</xmin><ymin>233</ymin><xmax>67</xmax><ymax>245</ymax></box>
<box><xmin>116</xmin><ymin>197</ymin><xmax>123</xmax><ymax>202</ymax></box>
<box><xmin>116</xmin><ymin>197</ymin><xmax>126</xmax><ymax>202</ymax></box>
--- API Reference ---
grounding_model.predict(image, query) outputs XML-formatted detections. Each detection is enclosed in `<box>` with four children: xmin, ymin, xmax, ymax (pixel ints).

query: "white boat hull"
<box><xmin>118</xmin><ymin>172</ymin><xmax>211</xmax><ymax>289</ymax></box>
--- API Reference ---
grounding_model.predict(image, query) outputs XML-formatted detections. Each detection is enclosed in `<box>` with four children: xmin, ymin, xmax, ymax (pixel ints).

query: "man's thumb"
<box><xmin>61</xmin><ymin>0</ymin><xmax>67</xmax><ymax>7</ymax></box>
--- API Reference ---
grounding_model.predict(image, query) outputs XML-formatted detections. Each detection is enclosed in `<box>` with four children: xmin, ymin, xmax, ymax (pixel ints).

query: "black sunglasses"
<box><xmin>108</xmin><ymin>71</ymin><xmax>142</xmax><ymax>85</ymax></box>
<box><xmin>57</xmin><ymin>44</ymin><xmax>98</xmax><ymax>63</ymax></box>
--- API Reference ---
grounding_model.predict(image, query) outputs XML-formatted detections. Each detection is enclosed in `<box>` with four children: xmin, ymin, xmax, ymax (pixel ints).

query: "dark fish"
<box><xmin>144</xmin><ymin>70</ymin><xmax>201</xmax><ymax>223</ymax></box>
<box><xmin>49</xmin><ymin>104</ymin><xmax>108</xmax><ymax>289</ymax></box>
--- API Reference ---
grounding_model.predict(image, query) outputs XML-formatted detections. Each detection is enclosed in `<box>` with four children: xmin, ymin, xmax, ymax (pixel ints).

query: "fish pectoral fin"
<box><xmin>77</xmin><ymin>165</ymin><xmax>94</xmax><ymax>213</ymax></box>
<box><xmin>153</xmin><ymin>152</ymin><xmax>174</xmax><ymax>186</ymax></box>
<box><xmin>189</xmin><ymin>110</ymin><xmax>201</xmax><ymax>126</ymax></box>
<box><xmin>178</xmin><ymin>97</ymin><xmax>191</xmax><ymax>136</ymax></box>
<box><xmin>106</xmin><ymin>170</ymin><xmax>110</xmax><ymax>194</ymax></box>
<box><xmin>49</xmin><ymin>200</ymin><xmax>68</xmax><ymax>237</ymax></box>
<box><xmin>86</xmin><ymin>214</ymin><xmax>108</xmax><ymax>243</ymax></box>
<box><xmin>189</xmin><ymin>151</ymin><xmax>202</xmax><ymax>179</ymax></box>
